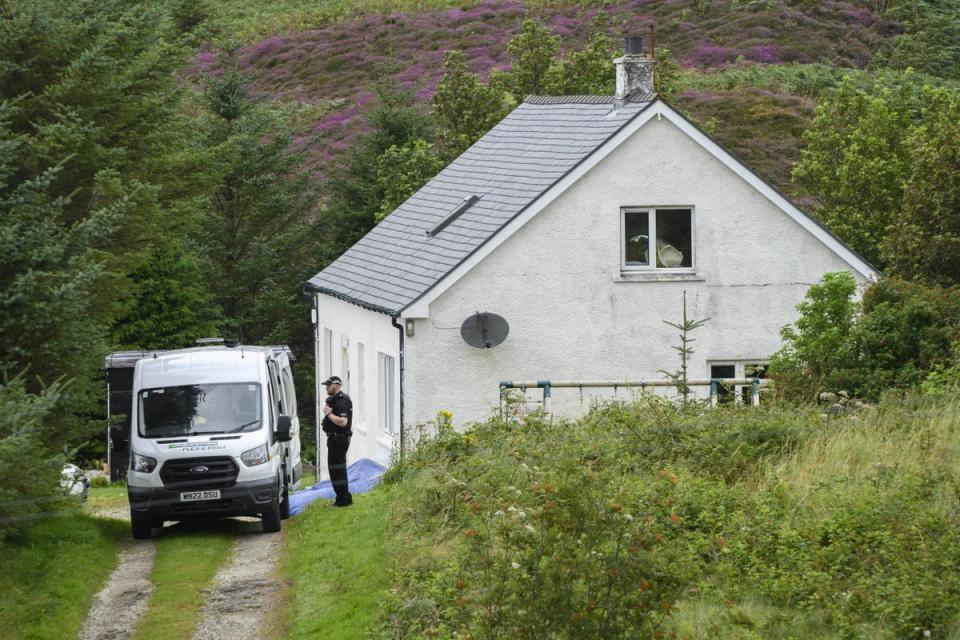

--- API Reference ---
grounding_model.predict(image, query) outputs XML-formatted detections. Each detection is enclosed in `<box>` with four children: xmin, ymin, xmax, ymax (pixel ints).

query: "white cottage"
<box><xmin>306</xmin><ymin>41</ymin><xmax>877</xmax><ymax>468</ymax></box>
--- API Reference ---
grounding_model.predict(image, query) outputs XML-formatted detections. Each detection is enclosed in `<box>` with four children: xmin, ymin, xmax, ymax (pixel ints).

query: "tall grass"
<box><xmin>374</xmin><ymin>393</ymin><xmax>960</xmax><ymax>638</ymax></box>
<box><xmin>766</xmin><ymin>394</ymin><xmax>960</xmax><ymax>510</ymax></box>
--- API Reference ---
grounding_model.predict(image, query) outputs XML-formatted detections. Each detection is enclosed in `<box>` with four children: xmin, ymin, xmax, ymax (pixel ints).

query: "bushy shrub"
<box><xmin>0</xmin><ymin>377</ymin><xmax>70</xmax><ymax>543</ymax></box>
<box><xmin>769</xmin><ymin>272</ymin><xmax>861</xmax><ymax>401</ymax></box>
<box><xmin>377</xmin><ymin>394</ymin><xmax>960</xmax><ymax>639</ymax></box>
<box><xmin>772</xmin><ymin>274</ymin><xmax>960</xmax><ymax>400</ymax></box>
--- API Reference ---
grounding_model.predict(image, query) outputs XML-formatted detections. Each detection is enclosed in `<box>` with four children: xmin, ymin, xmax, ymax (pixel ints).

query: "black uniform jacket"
<box><xmin>322</xmin><ymin>391</ymin><xmax>353</xmax><ymax>436</ymax></box>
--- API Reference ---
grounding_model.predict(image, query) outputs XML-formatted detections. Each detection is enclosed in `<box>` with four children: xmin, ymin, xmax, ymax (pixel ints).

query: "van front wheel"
<box><xmin>262</xmin><ymin>490</ymin><xmax>282</xmax><ymax>533</ymax></box>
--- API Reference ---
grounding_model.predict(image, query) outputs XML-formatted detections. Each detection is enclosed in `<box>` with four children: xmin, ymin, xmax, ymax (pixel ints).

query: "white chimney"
<box><xmin>614</xmin><ymin>35</ymin><xmax>655</xmax><ymax>99</ymax></box>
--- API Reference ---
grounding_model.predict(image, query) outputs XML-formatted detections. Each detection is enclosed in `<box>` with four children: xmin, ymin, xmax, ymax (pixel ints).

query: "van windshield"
<box><xmin>138</xmin><ymin>383</ymin><xmax>262</xmax><ymax>438</ymax></box>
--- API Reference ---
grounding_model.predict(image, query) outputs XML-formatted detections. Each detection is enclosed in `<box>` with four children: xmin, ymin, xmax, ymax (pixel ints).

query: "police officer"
<box><xmin>321</xmin><ymin>376</ymin><xmax>353</xmax><ymax>506</ymax></box>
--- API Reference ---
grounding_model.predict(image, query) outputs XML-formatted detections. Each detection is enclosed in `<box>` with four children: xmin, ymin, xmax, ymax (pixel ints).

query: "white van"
<box><xmin>122</xmin><ymin>343</ymin><xmax>302</xmax><ymax>538</ymax></box>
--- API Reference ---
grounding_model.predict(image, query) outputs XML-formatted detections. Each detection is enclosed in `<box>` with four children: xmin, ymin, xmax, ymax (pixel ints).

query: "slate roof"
<box><xmin>308</xmin><ymin>92</ymin><xmax>656</xmax><ymax>314</ymax></box>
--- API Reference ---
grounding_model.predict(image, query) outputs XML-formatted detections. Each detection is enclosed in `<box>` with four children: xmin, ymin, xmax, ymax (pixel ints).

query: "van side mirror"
<box><xmin>275</xmin><ymin>415</ymin><xmax>292</xmax><ymax>442</ymax></box>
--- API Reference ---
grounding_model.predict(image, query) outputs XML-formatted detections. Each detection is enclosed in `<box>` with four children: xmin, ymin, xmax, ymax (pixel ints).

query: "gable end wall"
<box><xmin>403</xmin><ymin>116</ymin><xmax>867</xmax><ymax>426</ymax></box>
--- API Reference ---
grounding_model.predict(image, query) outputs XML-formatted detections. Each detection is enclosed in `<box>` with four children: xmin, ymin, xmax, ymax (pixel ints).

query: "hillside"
<box><xmin>198</xmin><ymin>0</ymin><xmax>904</xmax><ymax>194</ymax></box>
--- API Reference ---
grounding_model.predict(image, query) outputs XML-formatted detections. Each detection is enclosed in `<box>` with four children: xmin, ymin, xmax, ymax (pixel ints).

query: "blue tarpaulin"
<box><xmin>289</xmin><ymin>458</ymin><xmax>387</xmax><ymax>516</ymax></box>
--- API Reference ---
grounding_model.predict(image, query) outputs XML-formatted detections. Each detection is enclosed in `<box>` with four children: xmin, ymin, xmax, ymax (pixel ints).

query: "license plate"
<box><xmin>180</xmin><ymin>490</ymin><xmax>220</xmax><ymax>502</ymax></box>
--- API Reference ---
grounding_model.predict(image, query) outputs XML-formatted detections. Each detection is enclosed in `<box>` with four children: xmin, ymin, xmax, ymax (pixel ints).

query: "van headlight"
<box><xmin>241</xmin><ymin>443</ymin><xmax>269</xmax><ymax>467</ymax></box>
<box><xmin>130</xmin><ymin>451</ymin><xmax>157</xmax><ymax>474</ymax></box>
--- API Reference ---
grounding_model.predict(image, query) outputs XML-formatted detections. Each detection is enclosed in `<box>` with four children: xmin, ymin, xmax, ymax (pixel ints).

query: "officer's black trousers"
<box><xmin>327</xmin><ymin>432</ymin><xmax>352</xmax><ymax>505</ymax></box>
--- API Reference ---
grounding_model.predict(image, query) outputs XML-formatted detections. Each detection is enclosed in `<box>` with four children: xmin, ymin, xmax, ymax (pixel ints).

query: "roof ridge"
<box><xmin>524</xmin><ymin>90</ymin><xmax>656</xmax><ymax>105</ymax></box>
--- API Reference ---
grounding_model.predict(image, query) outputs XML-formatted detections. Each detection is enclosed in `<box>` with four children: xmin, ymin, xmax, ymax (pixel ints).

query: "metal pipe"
<box><xmin>312</xmin><ymin>294</ymin><xmax>322</xmax><ymax>483</ymax></box>
<box><xmin>499</xmin><ymin>378</ymin><xmax>767</xmax><ymax>389</ymax></box>
<box><xmin>391</xmin><ymin>315</ymin><xmax>406</xmax><ymax>463</ymax></box>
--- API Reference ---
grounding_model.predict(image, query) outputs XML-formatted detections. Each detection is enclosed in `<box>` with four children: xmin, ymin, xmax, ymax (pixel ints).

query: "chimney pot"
<box><xmin>624</xmin><ymin>36</ymin><xmax>645</xmax><ymax>56</ymax></box>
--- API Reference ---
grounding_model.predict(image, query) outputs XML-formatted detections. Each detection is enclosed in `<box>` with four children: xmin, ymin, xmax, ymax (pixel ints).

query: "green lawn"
<box><xmin>84</xmin><ymin>482</ymin><xmax>129</xmax><ymax>520</ymax></box>
<box><xmin>280</xmin><ymin>487</ymin><xmax>393</xmax><ymax>639</ymax></box>
<box><xmin>131</xmin><ymin>522</ymin><xmax>237</xmax><ymax>640</ymax></box>
<box><xmin>0</xmin><ymin>514</ymin><xmax>128</xmax><ymax>640</ymax></box>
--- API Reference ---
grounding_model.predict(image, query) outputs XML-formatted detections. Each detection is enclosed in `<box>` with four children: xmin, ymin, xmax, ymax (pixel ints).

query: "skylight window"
<box><xmin>426</xmin><ymin>194</ymin><xmax>481</xmax><ymax>236</ymax></box>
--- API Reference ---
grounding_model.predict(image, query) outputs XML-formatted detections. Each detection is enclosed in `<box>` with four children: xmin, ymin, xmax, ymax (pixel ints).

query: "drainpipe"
<box><xmin>390</xmin><ymin>315</ymin><xmax>405</xmax><ymax>463</ymax></box>
<box><xmin>311</xmin><ymin>293</ymin><xmax>322</xmax><ymax>483</ymax></box>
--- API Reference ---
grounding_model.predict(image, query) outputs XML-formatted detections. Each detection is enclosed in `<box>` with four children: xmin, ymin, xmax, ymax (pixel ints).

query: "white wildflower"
<box><xmin>507</xmin><ymin>506</ymin><xmax>517</xmax><ymax>513</ymax></box>
<box><xmin>524</xmin><ymin>524</ymin><xmax>536</xmax><ymax>534</ymax></box>
<box><xmin>511</xmin><ymin>561</ymin><xmax>521</xmax><ymax>570</ymax></box>
<box><xmin>517</xmin><ymin>510</ymin><xmax>527</xmax><ymax>519</ymax></box>
<box><xmin>623</xmin><ymin>514</ymin><xmax>634</xmax><ymax>522</ymax></box>
<box><xmin>494</xmin><ymin>510</ymin><xmax>505</xmax><ymax>517</ymax></box>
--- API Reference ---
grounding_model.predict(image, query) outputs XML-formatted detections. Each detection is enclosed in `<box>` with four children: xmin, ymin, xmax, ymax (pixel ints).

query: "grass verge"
<box><xmin>0</xmin><ymin>514</ymin><xmax>128</xmax><ymax>640</ymax></box>
<box><xmin>130</xmin><ymin>523</ymin><xmax>236</xmax><ymax>640</ymax></box>
<box><xmin>84</xmin><ymin>483</ymin><xmax>129</xmax><ymax>519</ymax></box>
<box><xmin>280</xmin><ymin>487</ymin><xmax>393</xmax><ymax>639</ymax></box>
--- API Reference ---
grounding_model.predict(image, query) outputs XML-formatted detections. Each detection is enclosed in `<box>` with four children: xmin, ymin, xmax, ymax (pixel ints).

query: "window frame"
<box><xmin>281</xmin><ymin>367</ymin><xmax>297</xmax><ymax>417</ymax></box>
<box><xmin>378</xmin><ymin>352</ymin><xmax>395</xmax><ymax>435</ymax></box>
<box><xmin>323</xmin><ymin>328</ymin><xmax>334</xmax><ymax>379</ymax></box>
<box><xmin>620</xmin><ymin>206</ymin><xmax>696</xmax><ymax>272</ymax></box>
<box><xmin>356</xmin><ymin>342</ymin><xmax>365</xmax><ymax>428</ymax></box>
<box><xmin>707</xmin><ymin>360</ymin><xmax>768</xmax><ymax>404</ymax></box>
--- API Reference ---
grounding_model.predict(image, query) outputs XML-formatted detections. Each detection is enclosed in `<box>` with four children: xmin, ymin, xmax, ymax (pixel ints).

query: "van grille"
<box><xmin>159</xmin><ymin>457</ymin><xmax>238</xmax><ymax>490</ymax></box>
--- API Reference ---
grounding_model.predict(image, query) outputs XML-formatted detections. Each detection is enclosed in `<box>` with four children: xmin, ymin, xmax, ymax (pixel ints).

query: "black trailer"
<box><xmin>104</xmin><ymin>351</ymin><xmax>166</xmax><ymax>482</ymax></box>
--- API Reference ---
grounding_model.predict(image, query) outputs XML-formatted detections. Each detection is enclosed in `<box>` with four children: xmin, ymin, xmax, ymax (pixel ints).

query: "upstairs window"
<box><xmin>622</xmin><ymin>207</ymin><xmax>694</xmax><ymax>270</ymax></box>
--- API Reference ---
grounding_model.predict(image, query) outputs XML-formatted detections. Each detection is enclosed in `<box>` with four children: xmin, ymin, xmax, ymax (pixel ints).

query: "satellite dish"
<box><xmin>460</xmin><ymin>312</ymin><xmax>509</xmax><ymax>349</ymax></box>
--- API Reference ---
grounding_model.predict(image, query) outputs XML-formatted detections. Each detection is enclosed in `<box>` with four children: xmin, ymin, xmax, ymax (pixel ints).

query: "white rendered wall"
<box><xmin>404</xmin><ymin>116</ymin><xmax>868</xmax><ymax>428</ymax></box>
<box><xmin>314</xmin><ymin>294</ymin><xmax>400</xmax><ymax>470</ymax></box>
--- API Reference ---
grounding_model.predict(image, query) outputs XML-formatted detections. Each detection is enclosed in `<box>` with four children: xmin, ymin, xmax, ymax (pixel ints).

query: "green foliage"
<box><xmin>376</xmin><ymin>139</ymin><xmax>446</xmax><ymax>222</ymax></box>
<box><xmin>282</xmin><ymin>488</ymin><xmax>394</xmax><ymax>639</ymax></box>
<box><xmin>503</xmin><ymin>19</ymin><xmax>559</xmax><ymax>97</ymax></box>
<box><xmin>874</xmin><ymin>0</ymin><xmax>960</xmax><ymax>80</ymax></box>
<box><xmin>0</xmin><ymin>0</ymin><xmax>220</xmax><ymax>470</ymax></box>
<box><xmin>197</xmin><ymin>62</ymin><xmax>317</xmax><ymax>342</ymax></box>
<box><xmin>921</xmin><ymin>356</ymin><xmax>960</xmax><ymax>395</ymax></box>
<box><xmin>319</xmin><ymin>83</ymin><xmax>435</xmax><ymax>263</ymax></box>
<box><xmin>770</xmin><ymin>272</ymin><xmax>860</xmax><ymax>400</ymax></box>
<box><xmin>653</xmin><ymin>47</ymin><xmax>682</xmax><ymax>101</ymax></box>
<box><xmin>792</xmin><ymin>76</ymin><xmax>914</xmax><ymax>268</ymax></box>
<box><xmin>793</xmin><ymin>73</ymin><xmax>960</xmax><ymax>278</ymax></box>
<box><xmin>771</xmin><ymin>274</ymin><xmax>960</xmax><ymax>400</ymax></box>
<box><xmin>552</xmin><ymin>28</ymin><xmax>616</xmax><ymax>95</ymax></box>
<box><xmin>0</xmin><ymin>515</ymin><xmax>127</xmax><ymax>639</ymax></box>
<box><xmin>377</xmin><ymin>394</ymin><xmax>960</xmax><ymax>638</ymax></box>
<box><xmin>0</xmin><ymin>376</ymin><xmax>68</xmax><ymax>540</ymax></box>
<box><xmin>679</xmin><ymin>62</ymin><xmax>852</xmax><ymax>98</ymax></box>
<box><xmin>855</xmin><ymin>278</ymin><xmax>960</xmax><ymax>396</ymax></box>
<box><xmin>659</xmin><ymin>291</ymin><xmax>710</xmax><ymax>400</ymax></box>
<box><xmin>113</xmin><ymin>242</ymin><xmax>220</xmax><ymax>350</ymax></box>
<box><xmin>887</xmin><ymin>86</ymin><xmax>960</xmax><ymax>284</ymax></box>
<box><xmin>432</xmin><ymin>50</ymin><xmax>509</xmax><ymax>154</ymax></box>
